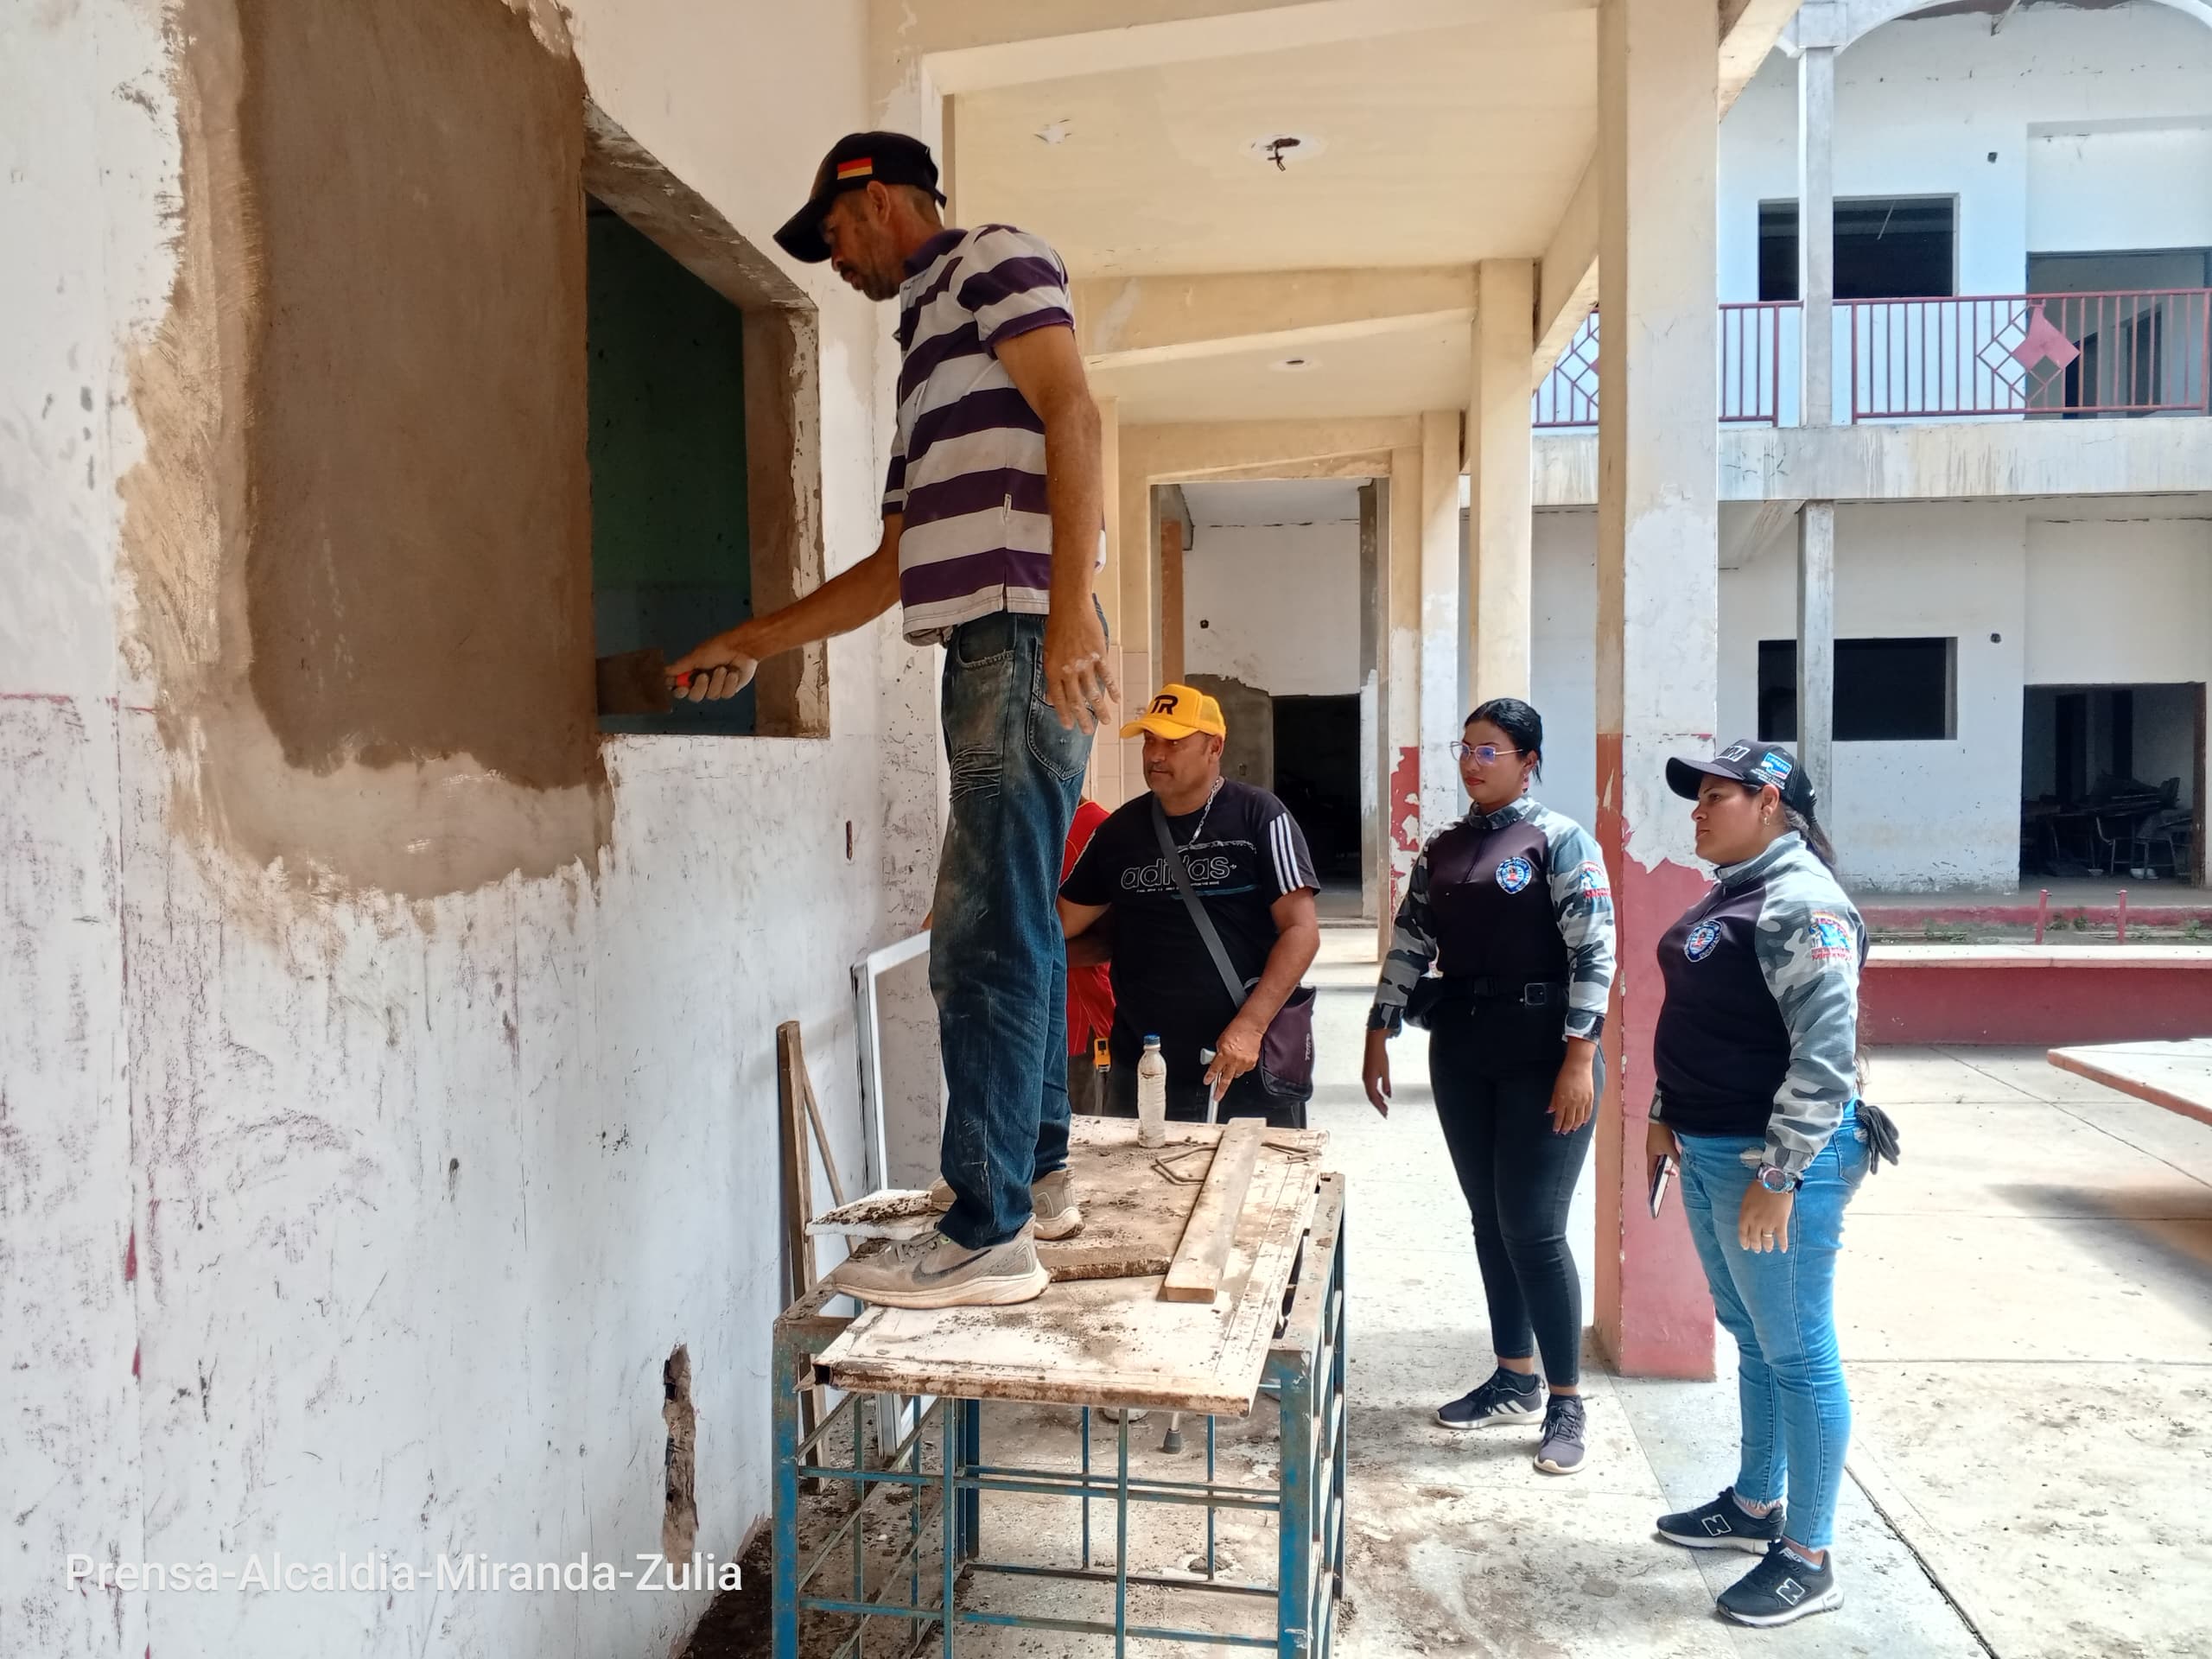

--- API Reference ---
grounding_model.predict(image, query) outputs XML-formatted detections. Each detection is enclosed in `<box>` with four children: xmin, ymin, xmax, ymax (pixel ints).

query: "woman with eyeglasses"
<box><xmin>1363</xmin><ymin>698</ymin><xmax>1616</xmax><ymax>1477</ymax></box>
<box><xmin>1643</xmin><ymin>740</ymin><xmax>1895</xmax><ymax>1629</ymax></box>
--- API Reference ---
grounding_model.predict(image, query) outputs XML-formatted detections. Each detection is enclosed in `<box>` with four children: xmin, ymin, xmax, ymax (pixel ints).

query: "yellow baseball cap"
<box><xmin>1120</xmin><ymin>683</ymin><xmax>1227</xmax><ymax>741</ymax></box>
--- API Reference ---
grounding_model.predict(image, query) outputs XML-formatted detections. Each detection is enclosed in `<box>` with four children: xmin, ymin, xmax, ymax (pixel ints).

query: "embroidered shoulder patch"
<box><xmin>1807</xmin><ymin>911</ymin><xmax>1855</xmax><ymax>964</ymax></box>
<box><xmin>1574</xmin><ymin>859</ymin><xmax>1611</xmax><ymax>899</ymax></box>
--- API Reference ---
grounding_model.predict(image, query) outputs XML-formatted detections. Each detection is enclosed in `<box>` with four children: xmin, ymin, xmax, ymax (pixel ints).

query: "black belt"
<box><xmin>1446</xmin><ymin>976</ymin><xmax>1567</xmax><ymax>1008</ymax></box>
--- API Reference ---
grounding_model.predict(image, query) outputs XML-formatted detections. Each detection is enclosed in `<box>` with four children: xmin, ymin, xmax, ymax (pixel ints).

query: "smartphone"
<box><xmin>1648</xmin><ymin>1154</ymin><xmax>1675</xmax><ymax>1219</ymax></box>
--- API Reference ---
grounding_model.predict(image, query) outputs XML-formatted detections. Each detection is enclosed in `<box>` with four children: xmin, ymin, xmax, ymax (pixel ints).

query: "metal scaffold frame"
<box><xmin>771</xmin><ymin>1175</ymin><xmax>1347</xmax><ymax>1657</ymax></box>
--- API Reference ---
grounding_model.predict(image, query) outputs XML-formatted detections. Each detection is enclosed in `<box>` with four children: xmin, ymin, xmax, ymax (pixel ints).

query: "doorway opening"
<box><xmin>1272</xmin><ymin>695</ymin><xmax>1363</xmax><ymax>899</ymax></box>
<box><xmin>2021</xmin><ymin>683</ymin><xmax>2204</xmax><ymax>880</ymax></box>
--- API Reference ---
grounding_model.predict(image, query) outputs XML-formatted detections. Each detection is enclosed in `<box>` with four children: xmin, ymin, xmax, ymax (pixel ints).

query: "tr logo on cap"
<box><xmin>1149</xmin><ymin>693</ymin><xmax>1179</xmax><ymax>716</ymax></box>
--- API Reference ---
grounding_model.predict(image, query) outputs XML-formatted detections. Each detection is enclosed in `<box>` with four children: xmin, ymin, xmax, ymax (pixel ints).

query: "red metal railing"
<box><xmin>1847</xmin><ymin>289</ymin><xmax>2212</xmax><ymax>421</ymax></box>
<box><xmin>1531</xmin><ymin>302</ymin><xmax>1795</xmax><ymax>429</ymax></box>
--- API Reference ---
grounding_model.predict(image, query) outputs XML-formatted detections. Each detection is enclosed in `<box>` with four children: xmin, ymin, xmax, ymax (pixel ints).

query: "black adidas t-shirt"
<box><xmin>1061</xmin><ymin>780</ymin><xmax>1318</xmax><ymax>1084</ymax></box>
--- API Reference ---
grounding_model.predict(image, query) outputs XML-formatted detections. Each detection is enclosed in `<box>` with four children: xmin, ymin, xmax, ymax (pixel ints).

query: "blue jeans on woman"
<box><xmin>1675</xmin><ymin>1104</ymin><xmax>1870</xmax><ymax>1551</ymax></box>
<box><xmin>928</xmin><ymin>611</ymin><xmax>1093</xmax><ymax>1249</ymax></box>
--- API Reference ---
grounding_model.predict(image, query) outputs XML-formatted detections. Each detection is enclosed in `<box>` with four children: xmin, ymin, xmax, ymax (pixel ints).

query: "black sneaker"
<box><xmin>1717</xmin><ymin>1542</ymin><xmax>1842</xmax><ymax>1627</ymax></box>
<box><xmin>1655</xmin><ymin>1489</ymin><xmax>1784</xmax><ymax>1554</ymax></box>
<box><xmin>1435</xmin><ymin>1368</ymin><xmax>1542</xmax><ymax>1430</ymax></box>
<box><xmin>1533</xmin><ymin>1395</ymin><xmax>1586</xmax><ymax>1475</ymax></box>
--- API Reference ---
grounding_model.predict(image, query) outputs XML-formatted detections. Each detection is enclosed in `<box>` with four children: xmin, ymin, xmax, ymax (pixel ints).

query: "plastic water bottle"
<box><xmin>1136</xmin><ymin>1036</ymin><xmax>1168</xmax><ymax>1148</ymax></box>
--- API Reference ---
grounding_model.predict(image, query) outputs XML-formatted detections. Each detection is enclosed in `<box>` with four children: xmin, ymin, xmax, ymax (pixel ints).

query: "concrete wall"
<box><xmin>2</xmin><ymin>6</ymin><xmax>938</xmax><ymax>1658</ymax></box>
<box><xmin>1531</xmin><ymin>501</ymin><xmax>2209</xmax><ymax>891</ymax></box>
<box><xmin>1180</xmin><ymin>484</ymin><xmax>1363</xmax><ymax>698</ymax></box>
<box><xmin>1723</xmin><ymin>4</ymin><xmax>2212</xmax><ymax>298</ymax></box>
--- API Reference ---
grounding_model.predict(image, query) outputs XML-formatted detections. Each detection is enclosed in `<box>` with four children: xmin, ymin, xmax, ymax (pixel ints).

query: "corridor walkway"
<box><xmin>1308</xmin><ymin>923</ymin><xmax>2212</xmax><ymax>1658</ymax></box>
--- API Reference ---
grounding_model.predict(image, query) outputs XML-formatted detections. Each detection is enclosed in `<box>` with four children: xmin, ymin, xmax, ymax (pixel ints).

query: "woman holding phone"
<box><xmin>1363</xmin><ymin>698</ymin><xmax>1616</xmax><ymax>1477</ymax></box>
<box><xmin>1644</xmin><ymin>739</ymin><xmax>1893</xmax><ymax>1629</ymax></box>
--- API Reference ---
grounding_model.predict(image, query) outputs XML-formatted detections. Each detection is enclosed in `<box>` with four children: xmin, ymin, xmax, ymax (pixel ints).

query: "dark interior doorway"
<box><xmin>2022</xmin><ymin>683</ymin><xmax>2203</xmax><ymax>880</ymax></box>
<box><xmin>1272</xmin><ymin>696</ymin><xmax>1363</xmax><ymax>887</ymax></box>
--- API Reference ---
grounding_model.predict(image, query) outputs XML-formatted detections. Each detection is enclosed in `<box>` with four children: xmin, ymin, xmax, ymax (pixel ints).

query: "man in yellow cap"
<box><xmin>1058</xmin><ymin>686</ymin><xmax>1322</xmax><ymax>1128</ymax></box>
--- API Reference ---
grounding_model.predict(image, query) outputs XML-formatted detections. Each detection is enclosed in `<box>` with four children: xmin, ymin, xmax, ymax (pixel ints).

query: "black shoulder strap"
<box><xmin>1150</xmin><ymin>794</ymin><xmax>1249</xmax><ymax>1010</ymax></box>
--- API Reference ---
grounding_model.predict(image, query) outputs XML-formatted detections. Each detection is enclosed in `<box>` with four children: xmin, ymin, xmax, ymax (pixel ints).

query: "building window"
<box><xmin>588</xmin><ymin>200</ymin><xmax>755</xmax><ymax>734</ymax></box>
<box><xmin>1758</xmin><ymin>197</ymin><xmax>1958</xmax><ymax>302</ymax></box>
<box><xmin>1758</xmin><ymin>638</ymin><xmax>1956</xmax><ymax>742</ymax></box>
<box><xmin>581</xmin><ymin>105</ymin><xmax>830</xmax><ymax>739</ymax></box>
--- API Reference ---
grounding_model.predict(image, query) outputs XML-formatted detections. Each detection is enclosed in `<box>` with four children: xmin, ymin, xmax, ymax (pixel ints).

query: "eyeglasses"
<box><xmin>1451</xmin><ymin>742</ymin><xmax>1523</xmax><ymax>764</ymax></box>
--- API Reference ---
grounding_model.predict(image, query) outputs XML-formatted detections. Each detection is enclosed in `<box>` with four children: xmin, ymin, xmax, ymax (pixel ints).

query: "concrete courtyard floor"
<box><xmin>764</xmin><ymin>923</ymin><xmax>2212</xmax><ymax>1656</ymax></box>
<box><xmin>1302</xmin><ymin>924</ymin><xmax>2212</xmax><ymax>1659</ymax></box>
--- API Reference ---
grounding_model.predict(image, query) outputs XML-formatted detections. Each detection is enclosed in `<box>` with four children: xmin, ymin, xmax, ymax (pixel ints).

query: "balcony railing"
<box><xmin>1533</xmin><ymin>289</ymin><xmax>2212</xmax><ymax>429</ymax></box>
<box><xmin>1850</xmin><ymin>289</ymin><xmax>2212</xmax><ymax>421</ymax></box>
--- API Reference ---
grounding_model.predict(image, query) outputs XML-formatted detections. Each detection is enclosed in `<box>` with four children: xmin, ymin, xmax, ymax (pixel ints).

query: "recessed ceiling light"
<box><xmin>1247</xmin><ymin>132</ymin><xmax>1325</xmax><ymax>171</ymax></box>
<box><xmin>1271</xmin><ymin>356</ymin><xmax>1318</xmax><ymax>372</ymax></box>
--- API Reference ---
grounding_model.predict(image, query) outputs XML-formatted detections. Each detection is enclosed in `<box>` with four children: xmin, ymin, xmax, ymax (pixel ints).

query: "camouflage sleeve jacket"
<box><xmin>1651</xmin><ymin>835</ymin><xmax>1866</xmax><ymax>1176</ymax></box>
<box><xmin>1368</xmin><ymin>799</ymin><xmax>1617</xmax><ymax>1044</ymax></box>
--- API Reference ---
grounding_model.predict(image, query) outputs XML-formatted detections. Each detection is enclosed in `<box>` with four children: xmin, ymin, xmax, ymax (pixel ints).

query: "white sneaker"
<box><xmin>826</xmin><ymin>1224</ymin><xmax>1050</xmax><ymax>1310</ymax></box>
<box><xmin>925</xmin><ymin>1169</ymin><xmax>1084</xmax><ymax>1241</ymax></box>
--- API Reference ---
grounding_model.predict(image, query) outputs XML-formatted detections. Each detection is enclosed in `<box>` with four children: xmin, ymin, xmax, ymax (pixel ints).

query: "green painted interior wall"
<box><xmin>588</xmin><ymin>200</ymin><xmax>753</xmax><ymax>734</ymax></box>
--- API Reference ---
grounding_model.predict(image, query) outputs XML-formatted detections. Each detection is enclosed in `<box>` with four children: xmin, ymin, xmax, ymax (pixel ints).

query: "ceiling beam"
<box><xmin>1531</xmin><ymin>0</ymin><xmax>1808</xmax><ymax>389</ymax></box>
<box><xmin>1125</xmin><ymin>417</ymin><xmax>1423</xmax><ymax>480</ymax></box>
<box><xmin>906</xmin><ymin>0</ymin><xmax>1595</xmax><ymax>94</ymax></box>
<box><xmin>1076</xmin><ymin>267</ymin><xmax>1475</xmax><ymax>372</ymax></box>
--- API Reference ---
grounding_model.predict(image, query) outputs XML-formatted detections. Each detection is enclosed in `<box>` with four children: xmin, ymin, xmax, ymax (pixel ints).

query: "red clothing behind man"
<box><xmin>1064</xmin><ymin>798</ymin><xmax>1116</xmax><ymax>1065</ymax></box>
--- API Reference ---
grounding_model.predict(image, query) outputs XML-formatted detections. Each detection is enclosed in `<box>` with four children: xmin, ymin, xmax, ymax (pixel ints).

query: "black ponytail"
<box><xmin>1782</xmin><ymin>803</ymin><xmax>1840</xmax><ymax>875</ymax></box>
<box><xmin>1467</xmin><ymin>697</ymin><xmax>1544</xmax><ymax>780</ymax></box>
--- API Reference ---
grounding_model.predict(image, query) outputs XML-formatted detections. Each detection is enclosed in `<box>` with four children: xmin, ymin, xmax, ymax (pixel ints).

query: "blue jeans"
<box><xmin>929</xmin><ymin>611</ymin><xmax>1093</xmax><ymax>1249</ymax></box>
<box><xmin>1675</xmin><ymin>1105</ymin><xmax>1870</xmax><ymax>1550</ymax></box>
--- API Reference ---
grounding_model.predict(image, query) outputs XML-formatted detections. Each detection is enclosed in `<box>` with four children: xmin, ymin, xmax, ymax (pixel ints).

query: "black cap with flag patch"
<box><xmin>1666</xmin><ymin>740</ymin><xmax>1816</xmax><ymax>814</ymax></box>
<box><xmin>775</xmin><ymin>131</ymin><xmax>946</xmax><ymax>264</ymax></box>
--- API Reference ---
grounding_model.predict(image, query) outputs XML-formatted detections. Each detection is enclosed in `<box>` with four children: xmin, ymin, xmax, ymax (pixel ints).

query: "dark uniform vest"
<box><xmin>1654</xmin><ymin>880</ymin><xmax>1791</xmax><ymax>1136</ymax></box>
<box><xmin>1425</xmin><ymin>814</ymin><xmax>1571</xmax><ymax>1068</ymax></box>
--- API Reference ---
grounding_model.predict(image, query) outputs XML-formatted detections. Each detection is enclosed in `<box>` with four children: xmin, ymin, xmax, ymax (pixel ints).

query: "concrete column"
<box><xmin>1593</xmin><ymin>0</ymin><xmax>1720</xmax><ymax>1381</ymax></box>
<box><xmin>1796</xmin><ymin>500</ymin><xmax>1836</xmax><ymax>805</ymax></box>
<box><xmin>1359</xmin><ymin>480</ymin><xmax>1382</xmax><ymax>925</ymax></box>
<box><xmin>1160</xmin><ymin>516</ymin><xmax>1185</xmax><ymax>686</ymax></box>
<box><xmin>1797</xmin><ymin>39</ymin><xmax>1836</xmax><ymax>428</ymax></box>
<box><xmin>1418</xmin><ymin>409</ymin><xmax>1463</xmax><ymax>837</ymax></box>
<box><xmin>1111</xmin><ymin>449</ymin><xmax>1154</xmax><ymax>807</ymax></box>
<box><xmin>1087</xmin><ymin>395</ymin><xmax>1129</xmax><ymax>805</ymax></box>
<box><xmin>1468</xmin><ymin>259</ymin><xmax>1536</xmax><ymax>702</ymax></box>
<box><xmin>1382</xmin><ymin>447</ymin><xmax>1423</xmax><ymax>960</ymax></box>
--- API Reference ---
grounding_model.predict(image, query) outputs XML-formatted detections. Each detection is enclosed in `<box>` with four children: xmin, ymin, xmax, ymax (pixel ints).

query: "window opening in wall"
<box><xmin>2020</xmin><ymin>683</ymin><xmax>2203</xmax><ymax>881</ymax></box>
<box><xmin>588</xmin><ymin>197</ymin><xmax>754</xmax><ymax>735</ymax></box>
<box><xmin>1758</xmin><ymin>637</ymin><xmax>1956</xmax><ymax>742</ymax></box>
<box><xmin>1759</xmin><ymin>197</ymin><xmax>1957</xmax><ymax>302</ymax></box>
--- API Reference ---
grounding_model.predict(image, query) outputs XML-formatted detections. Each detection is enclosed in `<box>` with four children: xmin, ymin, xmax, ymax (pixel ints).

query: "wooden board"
<box><xmin>806</xmin><ymin>1118</ymin><xmax>1318</xmax><ymax>1281</ymax></box>
<box><xmin>1160</xmin><ymin>1117</ymin><xmax>1263</xmax><ymax>1302</ymax></box>
<box><xmin>813</xmin><ymin>1117</ymin><xmax>1329</xmax><ymax>1416</ymax></box>
<box><xmin>2050</xmin><ymin>1039</ymin><xmax>2212</xmax><ymax>1128</ymax></box>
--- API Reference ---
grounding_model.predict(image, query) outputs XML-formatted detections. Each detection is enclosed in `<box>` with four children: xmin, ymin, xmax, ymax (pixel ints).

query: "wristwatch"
<box><xmin>1754</xmin><ymin>1163</ymin><xmax>1801</xmax><ymax>1194</ymax></box>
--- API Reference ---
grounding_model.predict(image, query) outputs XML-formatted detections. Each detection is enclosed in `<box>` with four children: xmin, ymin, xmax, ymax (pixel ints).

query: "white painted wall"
<box><xmin>1180</xmin><ymin>482</ymin><xmax>1362</xmax><ymax>697</ymax></box>
<box><xmin>2</xmin><ymin>7</ymin><xmax>942</xmax><ymax>1659</ymax></box>
<box><xmin>1533</xmin><ymin>501</ymin><xmax>2208</xmax><ymax>892</ymax></box>
<box><xmin>2024</xmin><ymin>515</ymin><xmax>2212</xmax><ymax>685</ymax></box>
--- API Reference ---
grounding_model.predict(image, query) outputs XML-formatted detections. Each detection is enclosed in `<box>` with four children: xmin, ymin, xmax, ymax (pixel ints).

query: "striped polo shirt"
<box><xmin>883</xmin><ymin>225</ymin><xmax>1082</xmax><ymax>644</ymax></box>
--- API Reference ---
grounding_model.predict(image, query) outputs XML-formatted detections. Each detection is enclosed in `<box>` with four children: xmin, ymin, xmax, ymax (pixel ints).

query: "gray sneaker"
<box><xmin>828</xmin><ymin>1224</ymin><xmax>1050</xmax><ymax>1310</ymax></box>
<box><xmin>1534</xmin><ymin>1395</ymin><xmax>1586</xmax><ymax>1476</ymax></box>
<box><xmin>926</xmin><ymin>1169</ymin><xmax>1084</xmax><ymax>1241</ymax></box>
